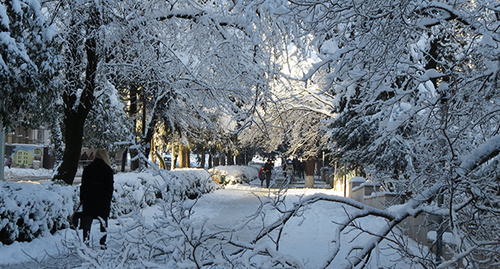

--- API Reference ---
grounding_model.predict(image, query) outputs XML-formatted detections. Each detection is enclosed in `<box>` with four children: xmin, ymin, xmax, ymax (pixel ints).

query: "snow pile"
<box><xmin>209</xmin><ymin>165</ymin><xmax>259</xmax><ymax>184</ymax></box>
<box><xmin>0</xmin><ymin>181</ymin><xmax>77</xmax><ymax>245</ymax></box>
<box><xmin>3</xmin><ymin>167</ymin><xmax>53</xmax><ymax>179</ymax></box>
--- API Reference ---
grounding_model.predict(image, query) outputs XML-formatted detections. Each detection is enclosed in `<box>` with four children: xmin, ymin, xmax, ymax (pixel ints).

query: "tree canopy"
<box><xmin>2</xmin><ymin>0</ymin><xmax>499</xmax><ymax>265</ymax></box>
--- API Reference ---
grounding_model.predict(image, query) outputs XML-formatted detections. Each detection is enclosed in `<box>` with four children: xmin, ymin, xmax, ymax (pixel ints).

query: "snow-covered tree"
<box><xmin>289</xmin><ymin>0</ymin><xmax>500</xmax><ymax>266</ymax></box>
<box><xmin>98</xmin><ymin>0</ymin><xmax>295</xmax><ymax>168</ymax></box>
<box><xmin>48</xmin><ymin>0</ymin><xmax>106</xmax><ymax>184</ymax></box>
<box><xmin>40</xmin><ymin>0</ymin><xmax>296</xmax><ymax>180</ymax></box>
<box><xmin>82</xmin><ymin>81</ymin><xmax>133</xmax><ymax>151</ymax></box>
<box><xmin>0</xmin><ymin>0</ymin><xmax>58</xmax><ymax>128</ymax></box>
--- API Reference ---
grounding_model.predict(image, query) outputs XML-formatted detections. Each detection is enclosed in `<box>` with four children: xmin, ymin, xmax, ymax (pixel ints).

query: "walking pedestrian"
<box><xmin>263</xmin><ymin>159</ymin><xmax>273</xmax><ymax>188</ymax></box>
<box><xmin>258</xmin><ymin>166</ymin><xmax>265</xmax><ymax>187</ymax></box>
<box><xmin>80</xmin><ymin>149</ymin><xmax>114</xmax><ymax>248</ymax></box>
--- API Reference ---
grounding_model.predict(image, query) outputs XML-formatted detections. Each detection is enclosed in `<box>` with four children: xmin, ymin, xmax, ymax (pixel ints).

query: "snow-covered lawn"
<box><xmin>1</xmin><ymin>167</ymin><xmax>422</xmax><ymax>268</ymax></box>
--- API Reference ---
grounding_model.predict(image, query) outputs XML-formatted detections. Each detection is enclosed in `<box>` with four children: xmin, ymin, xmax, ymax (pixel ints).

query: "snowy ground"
<box><xmin>1</xmin><ymin>167</ymin><xmax>422</xmax><ymax>268</ymax></box>
<box><xmin>3</xmin><ymin>167</ymin><xmax>54</xmax><ymax>181</ymax></box>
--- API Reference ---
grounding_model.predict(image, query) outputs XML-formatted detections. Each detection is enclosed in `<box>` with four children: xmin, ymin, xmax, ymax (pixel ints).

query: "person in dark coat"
<box><xmin>80</xmin><ymin>149</ymin><xmax>114</xmax><ymax>247</ymax></box>
<box><xmin>258</xmin><ymin>166</ymin><xmax>265</xmax><ymax>187</ymax></box>
<box><xmin>263</xmin><ymin>159</ymin><xmax>273</xmax><ymax>188</ymax></box>
<box><xmin>5</xmin><ymin>157</ymin><xmax>13</xmax><ymax>168</ymax></box>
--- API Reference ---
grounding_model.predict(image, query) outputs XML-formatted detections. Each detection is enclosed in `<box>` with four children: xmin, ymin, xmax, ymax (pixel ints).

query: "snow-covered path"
<box><xmin>0</xmin><ymin>171</ymin><xmax>417</xmax><ymax>268</ymax></box>
<box><xmin>0</xmin><ymin>178</ymin><xmax>341</xmax><ymax>268</ymax></box>
<box><xmin>195</xmin><ymin>180</ymin><xmax>373</xmax><ymax>266</ymax></box>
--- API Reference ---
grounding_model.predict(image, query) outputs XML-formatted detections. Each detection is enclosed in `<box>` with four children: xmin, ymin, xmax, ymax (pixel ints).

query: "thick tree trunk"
<box><xmin>186</xmin><ymin>149</ymin><xmax>190</xmax><ymax>167</ymax></box>
<box><xmin>53</xmin><ymin>20</ymin><xmax>98</xmax><ymax>185</ymax></box>
<box><xmin>178</xmin><ymin>144</ymin><xmax>184</xmax><ymax>168</ymax></box>
<box><xmin>54</xmin><ymin>110</ymin><xmax>88</xmax><ymax>184</ymax></box>
<box><xmin>178</xmin><ymin>144</ymin><xmax>190</xmax><ymax>168</ymax></box>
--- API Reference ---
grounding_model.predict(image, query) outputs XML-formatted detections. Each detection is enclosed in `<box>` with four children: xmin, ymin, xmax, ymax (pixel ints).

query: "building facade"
<box><xmin>4</xmin><ymin>127</ymin><xmax>53</xmax><ymax>169</ymax></box>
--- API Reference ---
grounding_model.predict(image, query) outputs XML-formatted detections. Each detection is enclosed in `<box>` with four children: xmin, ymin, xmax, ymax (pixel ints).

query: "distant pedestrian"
<box><xmin>258</xmin><ymin>166</ymin><xmax>266</xmax><ymax>187</ymax></box>
<box><xmin>80</xmin><ymin>149</ymin><xmax>114</xmax><ymax>248</ymax></box>
<box><xmin>299</xmin><ymin>160</ymin><xmax>305</xmax><ymax>180</ymax></box>
<box><xmin>285</xmin><ymin>159</ymin><xmax>294</xmax><ymax>181</ymax></box>
<box><xmin>294</xmin><ymin>158</ymin><xmax>304</xmax><ymax>180</ymax></box>
<box><xmin>5</xmin><ymin>157</ymin><xmax>13</xmax><ymax>168</ymax></box>
<box><xmin>263</xmin><ymin>159</ymin><xmax>273</xmax><ymax>188</ymax></box>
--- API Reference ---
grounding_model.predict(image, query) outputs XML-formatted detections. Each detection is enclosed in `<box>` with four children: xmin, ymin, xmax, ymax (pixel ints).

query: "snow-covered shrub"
<box><xmin>209</xmin><ymin>165</ymin><xmax>259</xmax><ymax>185</ymax></box>
<box><xmin>111</xmin><ymin>169</ymin><xmax>217</xmax><ymax>217</ymax></box>
<box><xmin>0</xmin><ymin>169</ymin><xmax>217</xmax><ymax>245</ymax></box>
<box><xmin>0</xmin><ymin>181</ymin><xmax>77</xmax><ymax>245</ymax></box>
<box><xmin>112</xmin><ymin>172</ymin><xmax>160</xmax><ymax>217</ymax></box>
<box><xmin>167</xmin><ymin>169</ymin><xmax>217</xmax><ymax>199</ymax></box>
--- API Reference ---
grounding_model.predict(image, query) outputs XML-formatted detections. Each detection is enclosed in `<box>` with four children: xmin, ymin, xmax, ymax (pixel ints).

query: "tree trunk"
<box><xmin>121</xmin><ymin>148</ymin><xmax>128</xmax><ymax>172</ymax></box>
<box><xmin>171</xmin><ymin>144</ymin><xmax>178</xmax><ymax>170</ymax></box>
<box><xmin>53</xmin><ymin>14</ymin><xmax>98</xmax><ymax>185</ymax></box>
<box><xmin>200</xmin><ymin>148</ymin><xmax>206</xmax><ymax>169</ymax></box>
<box><xmin>236</xmin><ymin>151</ymin><xmax>247</xmax><ymax>165</ymax></box>
<box><xmin>139</xmin><ymin>117</ymin><xmax>155</xmax><ymax>167</ymax></box>
<box><xmin>130</xmin><ymin>149</ymin><xmax>139</xmax><ymax>171</ymax></box>
<box><xmin>139</xmin><ymin>92</ymin><xmax>156</xmax><ymax>166</ymax></box>
<box><xmin>227</xmin><ymin>150</ymin><xmax>234</xmax><ymax>165</ymax></box>
<box><xmin>54</xmin><ymin>110</ymin><xmax>88</xmax><ymax>184</ymax></box>
<box><xmin>129</xmin><ymin>86</ymin><xmax>139</xmax><ymax>171</ymax></box>
<box><xmin>305</xmin><ymin>157</ymin><xmax>315</xmax><ymax>188</ymax></box>
<box><xmin>178</xmin><ymin>144</ymin><xmax>190</xmax><ymax>168</ymax></box>
<box><xmin>183</xmin><ymin>147</ymin><xmax>190</xmax><ymax>168</ymax></box>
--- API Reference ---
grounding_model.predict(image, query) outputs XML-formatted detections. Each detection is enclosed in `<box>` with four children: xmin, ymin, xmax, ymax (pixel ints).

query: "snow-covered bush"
<box><xmin>112</xmin><ymin>172</ymin><xmax>160</xmax><ymax>217</ymax></box>
<box><xmin>168</xmin><ymin>169</ymin><xmax>218</xmax><ymax>199</ymax></box>
<box><xmin>1</xmin><ymin>168</ymin><xmax>217</xmax><ymax>245</ymax></box>
<box><xmin>111</xmin><ymin>169</ymin><xmax>217</xmax><ymax>217</ymax></box>
<box><xmin>0</xmin><ymin>181</ymin><xmax>77</xmax><ymax>245</ymax></box>
<box><xmin>209</xmin><ymin>165</ymin><xmax>259</xmax><ymax>185</ymax></box>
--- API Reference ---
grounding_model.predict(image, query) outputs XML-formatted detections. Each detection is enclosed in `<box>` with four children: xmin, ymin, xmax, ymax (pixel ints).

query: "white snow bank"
<box><xmin>0</xmin><ymin>181</ymin><xmax>76</xmax><ymax>244</ymax></box>
<box><xmin>209</xmin><ymin>165</ymin><xmax>259</xmax><ymax>184</ymax></box>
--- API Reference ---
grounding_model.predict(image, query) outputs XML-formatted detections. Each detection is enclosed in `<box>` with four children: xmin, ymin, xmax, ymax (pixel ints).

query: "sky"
<box><xmin>0</xmin><ymin>165</ymin><xmax>425</xmax><ymax>268</ymax></box>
